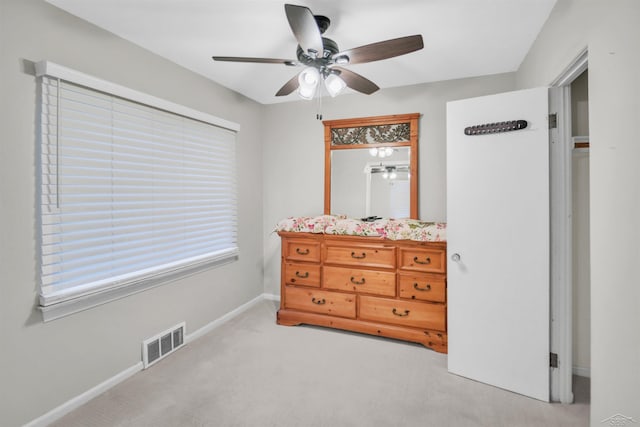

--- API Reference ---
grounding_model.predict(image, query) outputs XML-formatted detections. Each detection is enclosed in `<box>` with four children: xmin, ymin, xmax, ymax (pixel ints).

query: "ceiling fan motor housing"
<box><xmin>314</xmin><ymin>15</ymin><xmax>330</xmax><ymax>34</ymax></box>
<box><xmin>296</xmin><ymin>37</ymin><xmax>339</xmax><ymax>67</ymax></box>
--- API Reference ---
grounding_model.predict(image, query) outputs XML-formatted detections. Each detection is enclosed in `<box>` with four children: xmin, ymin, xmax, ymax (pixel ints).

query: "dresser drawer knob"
<box><xmin>296</xmin><ymin>248</ymin><xmax>310</xmax><ymax>255</ymax></box>
<box><xmin>350</xmin><ymin>276</ymin><xmax>366</xmax><ymax>285</ymax></box>
<box><xmin>413</xmin><ymin>256</ymin><xmax>431</xmax><ymax>265</ymax></box>
<box><xmin>295</xmin><ymin>271</ymin><xmax>309</xmax><ymax>278</ymax></box>
<box><xmin>351</xmin><ymin>251</ymin><xmax>367</xmax><ymax>259</ymax></box>
<box><xmin>413</xmin><ymin>283</ymin><xmax>431</xmax><ymax>291</ymax></box>
<box><xmin>392</xmin><ymin>308</ymin><xmax>410</xmax><ymax>317</ymax></box>
<box><xmin>311</xmin><ymin>297</ymin><xmax>326</xmax><ymax>305</ymax></box>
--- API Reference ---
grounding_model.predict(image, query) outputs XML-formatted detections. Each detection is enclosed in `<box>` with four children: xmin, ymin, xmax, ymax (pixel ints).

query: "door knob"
<box><xmin>451</xmin><ymin>253</ymin><xmax>461</xmax><ymax>262</ymax></box>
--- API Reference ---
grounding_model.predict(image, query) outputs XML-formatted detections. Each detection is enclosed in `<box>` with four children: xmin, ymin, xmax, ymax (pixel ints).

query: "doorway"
<box><xmin>570</xmin><ymin>70</ymin><xmax>590</xmax><ymax>380</ymax></box>
<box><xmin>549</xmin><ymin>49</ymin><xmax>590</xmax><ymax>403</ymax></box>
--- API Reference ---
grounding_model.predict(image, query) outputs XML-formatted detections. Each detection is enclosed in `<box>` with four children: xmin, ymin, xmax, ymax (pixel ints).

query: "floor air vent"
<box><xmin>142</xmin><ymin>322</ymin><xmax>185</xmax><ymax>368</ymax></box>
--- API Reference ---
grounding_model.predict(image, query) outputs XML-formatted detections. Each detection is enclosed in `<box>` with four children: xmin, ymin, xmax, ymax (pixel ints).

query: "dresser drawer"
<box><xmin>398</xmin><ymin>247</ymin><xmax>446</xmax><ymax>273</ymax></box>
<box><xmin>323</xmin><ymin>265</ymin><xmax>396</xmax><ymax>296</ymax></box>
<box><xmin>398</xmin><ymin>273</ymin><xmax>446</xmax><ymax>303</ymax></box>
<box><xmin>283</xmin><ymin>239</ymin><xmax>321</xmax><ymax>262</ymax></box>
<box><xmin>324</xmin><ymin>244</ymin><xmax>395</xmax><ymax>269</ymax></box>
<box><xmin>284</xmin><ymin>262</ymin><xmax>321</xmax><ymax>287</ymax></box>
<box><xmin>359</xmin><ymin>296</ymin><xmax>446</xmax><ymax>331</ymax></box>
<box><xmin>284</xmin><ymin>286</ymin><xmax>356</xmax><ymax>318</ymax></box>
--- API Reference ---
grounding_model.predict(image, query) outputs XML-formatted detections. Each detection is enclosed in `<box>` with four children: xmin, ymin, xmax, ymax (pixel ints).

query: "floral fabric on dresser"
<box><xmin>273</xmin><ymin>215</ymin><xmax>333</xmax><ymax>234</ymax></box>
<box><xmin>275</xmin><ymin>215</ymin><xmax>446</xmax><ymax>242</ymax></box>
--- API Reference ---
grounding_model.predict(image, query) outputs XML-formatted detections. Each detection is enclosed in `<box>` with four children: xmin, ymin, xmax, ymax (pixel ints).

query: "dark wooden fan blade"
<box><xmin>275</xmin><ymin>72</ymin><xmax>301</xmax><ymax>96</ymax></box>
<box><xmin>333</xmin><ymin>35</ymin><xmax>423</xmax><ymax>65</ymax></box>
<box><xmin>212</xmin><ymin>56</ymin><xmax>298</xmax><ymax>66</ymax></box>
<box><xmin>332</xmin><ymin>67</ymin><xmax>379</xmax><ymax>95</ymax></box>
<box><xmin>284</xmin><ymin>4</ymin><xmax>323</xmax><ymax>56</ymax></box>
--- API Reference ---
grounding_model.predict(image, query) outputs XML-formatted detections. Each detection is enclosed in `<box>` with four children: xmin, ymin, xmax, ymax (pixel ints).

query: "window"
<box><xmin>36</xmin><ymin>62</ymin><xmax>239</xmax><ymax>321</ymax></box>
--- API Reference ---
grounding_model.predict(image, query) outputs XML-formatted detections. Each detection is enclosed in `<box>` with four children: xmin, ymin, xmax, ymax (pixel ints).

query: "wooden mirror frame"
<box><xmin>323</xmin><ymin>113</ymin><xmax>420</xmax><ymax>219</ymax></box>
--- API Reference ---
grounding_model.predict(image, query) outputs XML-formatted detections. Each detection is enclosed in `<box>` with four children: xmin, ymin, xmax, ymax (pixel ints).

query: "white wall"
<box><xmin>517</xmin><ymin>0</ymin><xmax>640</xmax><ymax>424</ymax></box>
<box><xmin>0</xmin><ymin>1</ymin><xmax>264</xmax><ymax>425</ymax></box>
<box><xmin>262</xmin><ymin>73</ymin><xmax>516</xmax><ymax>296</ymax></box>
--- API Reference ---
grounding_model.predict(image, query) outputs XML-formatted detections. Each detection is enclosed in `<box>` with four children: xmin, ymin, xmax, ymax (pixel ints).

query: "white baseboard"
<box><xmin>24</xmin><ymin>293</ymin><xmax>274</xmax><ymax>427</ymax></box>
<box><xmin>572</xmin><ymin>366</ymin><xmax>591</xmax><ymax>378</ymax></box>
<box><xmin>263</xmin><ymin>293</ymin><xmax>281</xmax><ymax>302</ymax></box>
<box><xmin>23</xmin><ymin>362</ymin><xmax>143</xmax><ymax>427</ymax></box>
<box><xmin>186</xmin><ymin>293</ymin><xmax>266</xmax><ymax>343</ymax></box>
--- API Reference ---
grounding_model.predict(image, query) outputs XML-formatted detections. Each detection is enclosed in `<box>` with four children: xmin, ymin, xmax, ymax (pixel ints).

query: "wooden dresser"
<box><xmin>277</xmin><ymin>231</ymin><xmax>447</xmax><ymax>353</ymax></box>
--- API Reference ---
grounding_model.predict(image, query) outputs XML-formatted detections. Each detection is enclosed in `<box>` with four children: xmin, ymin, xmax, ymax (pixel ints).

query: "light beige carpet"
<box><xmin>51</xmin><ymin>300</ymin><xmax>589</xmax><ymax>427</ymax></box>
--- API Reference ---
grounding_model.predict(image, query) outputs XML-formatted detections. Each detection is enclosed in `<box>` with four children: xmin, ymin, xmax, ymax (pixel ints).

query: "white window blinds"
<box><xmin>38</xmin><ymin>63</ymin><xmax>239</xmax><ymax>309</ymax></box>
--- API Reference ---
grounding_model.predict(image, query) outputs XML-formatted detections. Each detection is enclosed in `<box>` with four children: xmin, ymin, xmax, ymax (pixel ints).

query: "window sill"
<box><xmin>38</xmin><ymin>255</ymin><xmax>238</xmax><ymax>322</ymax></box>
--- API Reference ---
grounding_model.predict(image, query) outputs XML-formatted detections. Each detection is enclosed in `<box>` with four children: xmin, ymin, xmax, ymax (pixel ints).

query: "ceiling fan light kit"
<box><xmin>324</xmin><ymin>73</ymin><xmax>347</xmax><ymax>97</ymax></box>
<box><xmin>212</xmin><ymin>4</ymin><xmax>424</xmax><ymax>105</ymax></box>
<box><xmin>334</xmin><ymin>55</ymin><xmax>350</xmax><ymax>65</ymax></box>
<box><xmin>297</xmin><ymin>67</ymin><xmax>319</xmax><ymax>99</ymax></box>
<box><xmin>369</xmin><ymin>147</ymin><xmax>394</xmax><ymax>158</ymax></box>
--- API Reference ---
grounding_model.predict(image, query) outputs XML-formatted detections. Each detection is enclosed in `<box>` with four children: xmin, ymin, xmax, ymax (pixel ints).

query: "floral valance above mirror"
<box><xmin>330</xmin><ymin>122</ymin><xmax>411</xmax><ymax>146</ymax></box>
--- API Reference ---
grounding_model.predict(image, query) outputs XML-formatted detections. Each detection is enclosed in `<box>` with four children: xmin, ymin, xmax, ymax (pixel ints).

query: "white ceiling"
<box><xmin>45</xmin><ymin>0</ymin><xmax>557</xmax><ymax>105</ymax></box>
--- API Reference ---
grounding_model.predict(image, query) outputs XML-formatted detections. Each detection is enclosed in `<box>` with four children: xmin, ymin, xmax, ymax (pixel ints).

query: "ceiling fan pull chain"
<box><xmin>316</xmin><ymin>84</ymin><xmax>323</xmax><ymax>120</ymax></box>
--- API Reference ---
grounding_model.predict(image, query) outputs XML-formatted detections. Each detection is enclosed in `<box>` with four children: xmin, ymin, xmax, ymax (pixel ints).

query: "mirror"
<box><xmin>324</xmin><ymin>113</ymin><xmax>419</xmax><ymax>219</ymax></box>
<box><xmin>331</xmin><ymin>147</ymin><xmax>411</xmax><ymax>218</ymax></box>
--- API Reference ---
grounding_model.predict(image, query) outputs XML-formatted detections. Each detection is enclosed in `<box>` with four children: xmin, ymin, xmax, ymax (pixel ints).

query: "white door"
<box><xmin>447</xmin><ymin>87</ymin><xmax>550</xmax><ymax>401</ymax></box>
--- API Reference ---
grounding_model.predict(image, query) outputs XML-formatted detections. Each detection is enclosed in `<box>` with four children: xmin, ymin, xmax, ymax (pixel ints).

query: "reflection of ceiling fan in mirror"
<box><xmin>212</xmin><ymin>4</ymin><xmax>424</xmax><ymax>100</ymax></box>
<box><xmin>365</xmin><ymin>162</ymin><xmax>410</xmax><ymax>180</ymax></box>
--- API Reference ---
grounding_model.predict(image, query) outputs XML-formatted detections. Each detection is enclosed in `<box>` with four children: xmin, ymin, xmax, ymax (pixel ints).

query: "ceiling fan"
<box><xmin>212</xmin><ymin>4</ymin><xmax>424</xmax><ymax>99</ymax></box>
